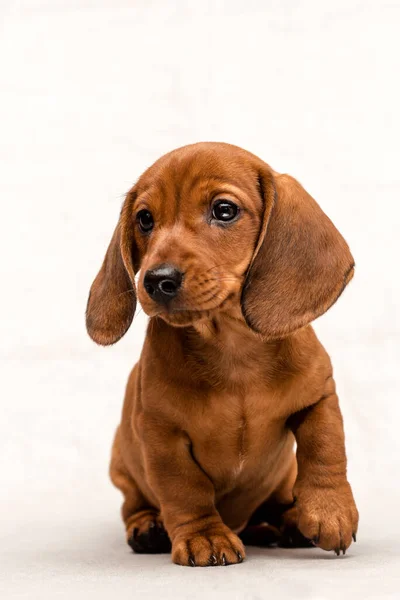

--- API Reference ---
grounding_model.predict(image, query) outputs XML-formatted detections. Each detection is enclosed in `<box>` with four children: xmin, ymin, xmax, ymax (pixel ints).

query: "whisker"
<box><xmin>192</xmin><ymin>290</ymin><xmax>228</xmax><ymax>311</ymax></box>
<box><xmin>188</xmin><ymin>286</ymin><xmax>219</xmax><ymax>304</ymax></box>
<box><xmin>203</xmin><ymin>262</ymin><xmax>232</xmax><ymax>275</ymax></box>
<box><xmin>133</xmin><ymin>306</ymin><xmax>144</xmax><ymax>321</ymax></box>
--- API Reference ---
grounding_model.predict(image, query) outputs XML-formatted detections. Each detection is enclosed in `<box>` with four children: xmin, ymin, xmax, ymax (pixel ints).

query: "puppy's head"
<box><xmin>86</xmin><ymin>142</ymin><xmax>354</xmax><ymax>345</ymax></box>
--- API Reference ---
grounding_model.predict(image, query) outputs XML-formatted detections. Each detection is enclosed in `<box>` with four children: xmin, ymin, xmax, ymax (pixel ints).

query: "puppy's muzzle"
<box><xmin>144</xmin><ymin>263</ymin><xmax>183</xmax><ymax>305</ymax></box>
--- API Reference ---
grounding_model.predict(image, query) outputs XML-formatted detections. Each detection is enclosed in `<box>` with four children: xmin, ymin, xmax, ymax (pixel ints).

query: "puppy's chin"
<box><xmin>141</xmin><ymin>305</ymin><xmax>219</xmax><ymax>328</ymax></box>
<box><xmin>158</xmin><ymin>310</ymin><xmax>210</xmax><ymax>327</ymax></box>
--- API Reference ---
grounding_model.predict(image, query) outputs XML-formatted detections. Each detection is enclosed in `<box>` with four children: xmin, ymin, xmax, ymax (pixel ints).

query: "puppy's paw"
<box><xmin>126</xmin><ymin>510</ymin><xmax>171</xmax><ymax>554</ymax></box>
<box><xmin>295</xmin><ymin>483</ymin><xmax>359</xmax><ymax>555</ymax></box>
<box><xmin>172</xmin><ymin>525</ymin><xmax>245</xmax><ymax>567</ymax></box>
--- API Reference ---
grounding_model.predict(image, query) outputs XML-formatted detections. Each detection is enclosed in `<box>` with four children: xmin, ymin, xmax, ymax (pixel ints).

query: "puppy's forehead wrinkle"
<box><xmin>186</xmin><ymin>174</ymin><xmax>242</xmax><ymax>192</ymax></box>
<box><xmin>138</xmin><ymin>146</ymin><xmax>262</xmax><ymax>208</ymax></box>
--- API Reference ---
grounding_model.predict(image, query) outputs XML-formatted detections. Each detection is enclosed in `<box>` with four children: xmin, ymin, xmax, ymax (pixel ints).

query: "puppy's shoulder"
<box><xmin>274</xmin><ymin>325</ymin><xmax>334</xmax><ymax>414</ymax></box>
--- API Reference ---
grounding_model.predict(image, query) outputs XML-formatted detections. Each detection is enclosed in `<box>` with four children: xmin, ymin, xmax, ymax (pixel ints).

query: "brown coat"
<box><xmin>86</xmin><ymin>142</ymin><xmax>358</xmax><ymax>566</ymax></box>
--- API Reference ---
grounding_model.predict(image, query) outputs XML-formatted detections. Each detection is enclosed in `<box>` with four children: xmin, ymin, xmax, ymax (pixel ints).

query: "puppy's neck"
<box><xmin>147</xmin><ymin>308</ymin><xmax>311</xmax><ymax>391</ymax></box>
<box><xmin>188</xmin><ymin>306</ymin><xmax>279</xmax><ymax>383</ymax></box>
<box><xmin>193</xmin><ymin>306</ymin><xmax>260</xmax><ymax>352</ymax></box>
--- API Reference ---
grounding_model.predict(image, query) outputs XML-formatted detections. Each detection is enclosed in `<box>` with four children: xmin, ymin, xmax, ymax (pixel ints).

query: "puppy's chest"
<box><xmin>188</xmin><ymin>384</ymin><xmax>288</xmax><ymax>485</ymax></box>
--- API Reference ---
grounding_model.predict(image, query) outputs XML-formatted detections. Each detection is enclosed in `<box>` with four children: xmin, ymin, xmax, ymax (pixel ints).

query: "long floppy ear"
<box><xmin>86</xmin><ymin>197</ymin><xmax>137</xmax><ymax>346</ymax></box>
<box><xmin>241</xmin><ymin>169</ymin><xmax>354</xmax><ymax>339</ymax></box>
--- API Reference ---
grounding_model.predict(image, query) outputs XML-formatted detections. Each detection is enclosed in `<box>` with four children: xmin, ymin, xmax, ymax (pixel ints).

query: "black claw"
<box><xmin>352</xmin><ymin>533</ymin><xmax>357</xmax><ymax>543</ymax></box>
<box><xmin>189</xmin><ymin>555</ymin><xmax>196</xmax><ymax>567</ymax></box>
<box><xmin>335</xmin><ymin>548</ymin><xmax>340</xmax><ymax>556</ymax></box>
<box><xmin>342</xmin><ymin>547</ymin><xmax>346</xmax><ymax>555</ymax></box>
<box><xmin>210</xmin><ymin>554</ymin><xmax>218</xmax><ymax>566</ymax></box>
<box><xmin>221</xmin><ymin>553</ymin><xmax>226</xmax><ymax>566</ymax></box>
<box><xmin>237</xmin><ymin>552</ymin><xmax>243</xmax><ymax>562</ymax></box>
<box><xmin>148</xmin><ymin>521</ymin><xmax>156</xmax><ymax>529</ymax></box>
<box><xmin>312</xmin><ymin>536</ymin><xmax>319</xmax><ymax>545</ymax></box>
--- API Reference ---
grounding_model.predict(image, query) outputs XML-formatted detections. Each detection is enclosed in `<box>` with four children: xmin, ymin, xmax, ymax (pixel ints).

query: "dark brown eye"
<box><xmin>137</xmin><ymin>209</ymin><xmax>154</xmax><ymax>233</ymax></box>
<box><xmin>212</xmin><ymin>200</ymin><xmax>239</xmax><ymax>222</ymax></box>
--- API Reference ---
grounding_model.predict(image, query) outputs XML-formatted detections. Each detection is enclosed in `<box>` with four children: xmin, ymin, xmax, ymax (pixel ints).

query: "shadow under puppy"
<box><xmin>86</xmin><ymin>142</ymin><xmax>358</xmax><ymax>566</ymax></box>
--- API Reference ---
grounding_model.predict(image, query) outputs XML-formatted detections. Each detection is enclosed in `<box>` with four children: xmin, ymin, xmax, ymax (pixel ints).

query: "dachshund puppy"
<box><xmin>86</xmin><ymin>142</ymin><xmax>358</xmax><ymax>566</ymax></box>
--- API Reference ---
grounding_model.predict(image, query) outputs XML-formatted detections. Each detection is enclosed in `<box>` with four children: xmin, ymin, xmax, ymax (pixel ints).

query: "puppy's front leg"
<box><xmin>289</xmin><ymin>380</ymin><xmax>359</xmax><ymax>555</ymax></box>
<box><xmin>142</xmin><ymin>420</ymin><xmax>245</xmax><ymax>566</ymax></box>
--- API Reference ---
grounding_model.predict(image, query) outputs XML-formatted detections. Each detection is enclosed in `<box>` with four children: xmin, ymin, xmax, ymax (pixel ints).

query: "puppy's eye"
<box><xmin>137</xmin><ymin>209</ymin><xmax>154</xmax><ymax>233</ymax></box>
<box><xmin>212</xmin><ymin>200</ymin><xmax>239</xmax><ymax>223</ymax></box>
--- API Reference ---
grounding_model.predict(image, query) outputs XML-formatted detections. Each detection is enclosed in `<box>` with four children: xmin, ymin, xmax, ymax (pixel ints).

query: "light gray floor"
<box><xmin>2</xmin><ymin>499</ymin><xmax>399</xmax><ymax>600</ymax></box>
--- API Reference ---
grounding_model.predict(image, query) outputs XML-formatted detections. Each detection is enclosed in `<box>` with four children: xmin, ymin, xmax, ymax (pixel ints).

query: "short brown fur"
<box><xmin>86</xmin><ymin>142</ymin><xmax>358</xmax><ymax>566</ymax></box>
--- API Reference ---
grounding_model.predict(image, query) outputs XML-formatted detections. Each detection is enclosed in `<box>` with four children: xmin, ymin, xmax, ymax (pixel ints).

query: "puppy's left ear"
<box><xmin>86</xmin><ymin>194</ymin><xmax>137</xmax><ymax>346</ymax></box>
<box><xmin>241</xmin><ymin>169</ymin><xmax>354</xmax><ymax>339</ymax></box>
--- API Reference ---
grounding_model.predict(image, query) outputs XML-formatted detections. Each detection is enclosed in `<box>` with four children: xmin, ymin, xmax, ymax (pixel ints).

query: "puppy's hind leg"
<box><xmin>110</xmin><ymin>427</ymin><xmax>171</xmax><ymax>554</ymax></box>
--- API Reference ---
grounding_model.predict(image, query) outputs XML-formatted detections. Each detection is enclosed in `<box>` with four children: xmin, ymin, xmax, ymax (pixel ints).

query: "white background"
<box><xmin>1</xmin><ymin>1</ymin><xmax>399</xmax><ymax>598</ymax></box>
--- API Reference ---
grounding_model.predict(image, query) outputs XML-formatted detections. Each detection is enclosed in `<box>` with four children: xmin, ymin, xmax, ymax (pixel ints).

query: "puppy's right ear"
<box><xmin>86</xmin><ymin>196</ymin><xmax>137</xmax><ymax>346</ymax></box>
<box><xmin>241</xmin><ymin>169</ymin><xmax>354</xmax><ymax>339</ymax></box>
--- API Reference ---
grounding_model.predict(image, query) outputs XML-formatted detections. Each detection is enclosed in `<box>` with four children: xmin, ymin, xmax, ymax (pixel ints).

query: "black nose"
<box><xmin>143</xmin><ymin>264</ymin><xmax>183</xmax><ymax>304</ymax></box>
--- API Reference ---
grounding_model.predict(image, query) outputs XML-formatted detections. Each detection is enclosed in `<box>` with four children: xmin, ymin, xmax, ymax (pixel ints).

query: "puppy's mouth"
<box><xmin>149</xmin><ymin>294</ymin><xmax>230</xmax><ymax>325</ymax></box>
<box><xmin>139</xmin><ymin>288</ymin><xmax>238</xmax><ymax>326</ymax></box>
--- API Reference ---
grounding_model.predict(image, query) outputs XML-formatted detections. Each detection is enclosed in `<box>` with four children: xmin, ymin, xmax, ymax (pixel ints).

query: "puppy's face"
<box><xmin>86</xmin><ymin>142</ymin><xmax>354</xmax><ymax>346</ymax></box>
<box><xmin>132</xmin><ymin>147</ymin><xmax>262</xmax><ymax>326</ymax></box>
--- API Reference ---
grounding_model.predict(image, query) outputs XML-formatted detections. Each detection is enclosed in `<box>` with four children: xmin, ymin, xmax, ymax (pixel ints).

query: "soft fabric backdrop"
<box><xmin>1</xmin><ymin>1</ymin><xmax>399</xmax><ymax>598</ymax></box>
